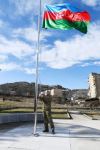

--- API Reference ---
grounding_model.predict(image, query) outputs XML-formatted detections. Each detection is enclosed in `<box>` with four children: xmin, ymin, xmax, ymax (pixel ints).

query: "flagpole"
<box><xmin>34</xmin><ymin>0</ymin><xmax>41</xmax><ymax>135</ymax></box>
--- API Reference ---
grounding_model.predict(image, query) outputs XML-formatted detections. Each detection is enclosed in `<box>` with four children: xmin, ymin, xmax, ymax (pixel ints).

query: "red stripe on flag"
<box><xmin>43</xmin><ymin>10</ymin><xmax>90</xmax><ymax>22</ymax></box>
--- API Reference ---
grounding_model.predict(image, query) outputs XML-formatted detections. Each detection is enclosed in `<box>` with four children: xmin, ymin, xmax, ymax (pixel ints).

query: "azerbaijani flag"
<box><xmin>42</xmin><ymin>3</ymin><xmax>90</xmax><ymax>33</ymax></box>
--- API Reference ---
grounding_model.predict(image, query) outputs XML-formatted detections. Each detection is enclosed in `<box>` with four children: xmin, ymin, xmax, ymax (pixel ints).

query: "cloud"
<box><xmin>0</xmin><ymin>20</ymin><xmax>4</xmax><ymax>28</ymax></box>
<box><xmin>0</xmin><ymin>22</ymin><xmax>52</xmax><ymax>59</ymax></box>
<box><xmin>80</xmin><ymin>63</ymin><xmax>91</xmax><ymax>67</ymax></box>
<box><xmin>0</xmin><ymin>62</ymin><xmax>37</xmax><ymax>75</ymax></box>
<box><xmin>0</xmin><ymin>55</ymin><xmax>8</xmax><ymax>62</ymax></box>
<box><xmin>9</xmin><ymin>0</ymin><xmax>53</xmax><ymax>16</ymax></box>
<box><xmin>39</xmin><ymin>22</ymin><xmax>100</xmax><ymax>69</ymax></box>
<box><xmin>0</xmin><ymin>62</ymin><xmax>21</xmax><ymax>71</ymax></box>
<box><xmin>0</xmin><ymin>20</ymin><xmax>52</xmax><ymax>74</ymax></box>
<box><xmin>9</xmin><ymin>0</ymin><xmax>35</xmax><ymax>16</ymax></box>
<box><xmin>9</xmin><ymin>0</ymin><xmax>65</xmax><ymax>17</ymax></box>
<box><xmin>0</xmin><ymin>35</ymin><xmax>35</xmax><ymax>58</ymax></box>
<box><xmin>23</xmin><ymin>68</ymin><xmax>36</xmax><ymax>74</ymax></box>
<box><xmin>93</xmin><ymin>61</ymin><xmax>100</xmax><ymax>65</ymax></box>
<box><xmin>82</xmin><ymin>0</ymin><xmax>100</xmax><ymax>7</ymax></box>
<box><xmin>13</xmin><ymin>27</ymin><xmax>38</xmax><ymax>42</ymax></box>
<box><xmin>13</xmin><ymin>26</ymin><xmax>51</xmax><ymax>43</ymax></box>
<box><xmin>0</xmin><ymin>0</ymin><xmax>100</xmax><ymax>72</ymax></box>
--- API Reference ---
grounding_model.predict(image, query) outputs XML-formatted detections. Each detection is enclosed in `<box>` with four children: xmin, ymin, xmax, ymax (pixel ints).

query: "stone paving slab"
<box><xmin>0</xmin><ymin>119</ymin><xmax>100</xmax><ymax>150</ymax></box>
<box><xmin>70</xmin><ymin>137</ymin><xmax>100</xmax><ymax>150</ymax></box>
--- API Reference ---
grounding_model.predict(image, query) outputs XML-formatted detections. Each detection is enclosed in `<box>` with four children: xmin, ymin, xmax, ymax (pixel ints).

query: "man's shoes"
<box><xmin>51</xmin><ymin>128</ymin><xmax>55</xmax><ymax>134</ymax></box>
<box><xmin>43</xmin><ymin>129</ymin><xmax>49</xmax><ymax>132</ymax></box>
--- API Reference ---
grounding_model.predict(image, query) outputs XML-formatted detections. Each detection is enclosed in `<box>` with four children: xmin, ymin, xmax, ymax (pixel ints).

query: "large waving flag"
<box><xmin>42</xmin><ymin>3</ymin><xmax>90</xmax><ymax>33</ymax></box>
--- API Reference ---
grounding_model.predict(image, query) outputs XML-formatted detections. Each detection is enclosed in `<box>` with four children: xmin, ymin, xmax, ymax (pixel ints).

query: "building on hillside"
<box><xmin>40</xmin><ymin>88</ymin><xmax>66</xmax><ymax>104</ymax></box>
<box><xmin>71</xmin><ymin>89</ymin><xmax>88</xmax><ymax>101</ymax></box>
<box><xmin>88</xmin><ymin>73</ymin><xmax>100</xmax><ymax>99</ymax></box>
<box><xmin>10</xmin><ymin>91</ymin><xmax>16</xmax><ymax>96</ymax></box>
<box><xmin>50</xmin><ymin>88</ymin><xmax>62</xmax><ymax>97</ymax></box>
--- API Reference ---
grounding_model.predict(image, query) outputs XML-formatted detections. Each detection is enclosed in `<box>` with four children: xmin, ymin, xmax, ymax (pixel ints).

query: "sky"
<box><xmin>0</xmin><ymin>0</ymin><xmax>100</xmax><ymax>89</ymax></box>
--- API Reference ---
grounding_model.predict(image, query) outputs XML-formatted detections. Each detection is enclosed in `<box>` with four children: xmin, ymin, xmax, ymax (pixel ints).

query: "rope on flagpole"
<box><xmin>33</xmin><ymin>0</ymin><xmax>41</xmax><ymax>136</ymax></box>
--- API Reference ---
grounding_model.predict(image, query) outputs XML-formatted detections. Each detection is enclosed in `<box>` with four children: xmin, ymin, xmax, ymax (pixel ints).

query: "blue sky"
<box><xmin>0</xmin><ymin>0</ymin><xmax>100</xmax><ymax>89</ymax></box>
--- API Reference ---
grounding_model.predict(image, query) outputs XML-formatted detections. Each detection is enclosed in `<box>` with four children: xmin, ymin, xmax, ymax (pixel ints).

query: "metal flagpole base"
<box><xmin>33</xmin><ymin>133</ymin><xmax>39</xmax><ymax>137</ymax></box>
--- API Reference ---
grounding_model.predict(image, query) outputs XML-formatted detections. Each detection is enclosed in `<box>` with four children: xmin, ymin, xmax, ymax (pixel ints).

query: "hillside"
<box><xmin>0</xmin><ymin>82</ymin><xmax>66</xmax><ymax>97</ymax></box>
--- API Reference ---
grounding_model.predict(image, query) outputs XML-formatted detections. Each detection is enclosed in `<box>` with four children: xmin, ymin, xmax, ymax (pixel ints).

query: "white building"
<box><xmin>39</xmin><ymin>89</ymin><xmax>62</xmax><ymax>97</ymax></box>
<box><xmin>88</xmin><ymin>73</ymin><xmax>100</xmax><ymax>99</ymax></box>
<box><xmin>50</xmin><ymin>88</ymin><xmax>62</xmax><ymax>97</ymax></box>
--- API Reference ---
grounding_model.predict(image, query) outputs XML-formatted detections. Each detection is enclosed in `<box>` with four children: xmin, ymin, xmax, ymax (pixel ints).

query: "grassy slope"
<box><xmin>0</xmin><ymin>99</ymin><xmax>70</xmax><ymax>119</ymax></box>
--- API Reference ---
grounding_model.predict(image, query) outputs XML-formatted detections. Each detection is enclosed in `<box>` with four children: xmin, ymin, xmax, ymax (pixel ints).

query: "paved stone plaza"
<box><xmin>0</xmin><ymin>118</ymin><xmax>100</xmax><ymax>150</ymax></box>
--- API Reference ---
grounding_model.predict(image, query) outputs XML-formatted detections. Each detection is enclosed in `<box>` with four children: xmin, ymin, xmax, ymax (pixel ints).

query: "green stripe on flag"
<box><xmin>43</xmin><ymin>19</ymin><xmax>89</xmax><ymax>33</ymax></box>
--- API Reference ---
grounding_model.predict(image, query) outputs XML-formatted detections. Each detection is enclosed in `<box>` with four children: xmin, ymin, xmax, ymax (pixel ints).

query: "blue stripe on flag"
<box><xmin>46</xmin><ymin>3</ymin><xmax>80</xmax><ymax>13</ymax></box>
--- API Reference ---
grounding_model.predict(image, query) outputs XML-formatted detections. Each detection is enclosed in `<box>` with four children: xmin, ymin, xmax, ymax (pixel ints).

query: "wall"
<box><xmin>0</xmin><ymin>113</ymin><xmax>43</xmax><ymax>124</ymax></box>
